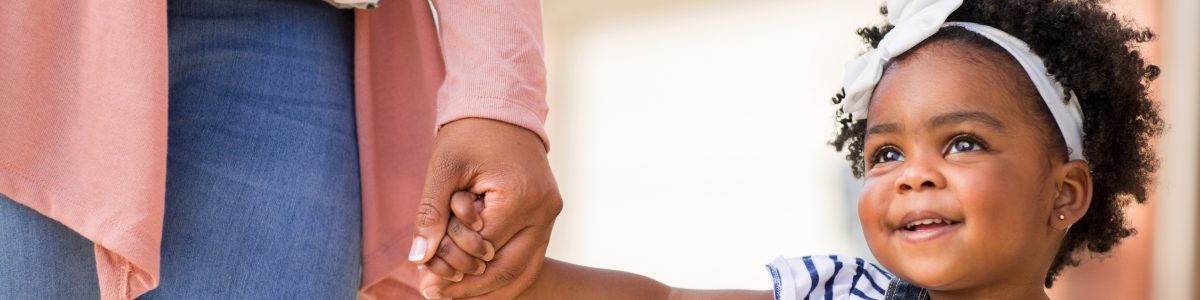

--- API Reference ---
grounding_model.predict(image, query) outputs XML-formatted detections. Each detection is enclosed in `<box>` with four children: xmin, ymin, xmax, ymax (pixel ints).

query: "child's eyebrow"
<box><xmin>929</xmin><ymin>111</ymin><xmax>1007</xmax><ymax>131</ymax></box>
<box><xmin>866</xmin><ymin>123</ymin><xmax>901</xmax><ymax>137</ymax></box>
<box><xmin>865</xmin><ymin>111</ymin><xmax>1006</xmax><ymax>139</ymax></box>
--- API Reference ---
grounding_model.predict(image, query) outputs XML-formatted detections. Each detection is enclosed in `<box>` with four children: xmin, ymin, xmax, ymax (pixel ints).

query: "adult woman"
<box><xmin>0</xmin><ymin>0</ymin><xmax>561</xmax><ymax>298</ymax></box>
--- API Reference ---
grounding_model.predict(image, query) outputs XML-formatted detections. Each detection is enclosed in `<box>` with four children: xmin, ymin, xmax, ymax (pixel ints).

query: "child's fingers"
<box><xmin>434</xmin><ymin>227</ymin><xmax>546</xmax><ymax>299</ymax></box>
<box><xmin>437</xmin><ymin>232</ymin><xmax>488</xmax><ymax>275</ymax></box>
<box><xmin>422</xmin><ymin>191</ymin><xmax>489</xmax><ymax>286</ymax></box>
<box><xmin>424</xmin><ymin>257</ymin><xmax>465</xmax><ymax>282</ymax></box>
<box><xmin>417</xmin><ymin>269</ymin><xmax>454</xmax><ymax>300</ymax></box>
<box><xmin>447</xmin><ymin>215</ymin><xmax>496</xmax><ymax>261</ymax></box>
<box><xmin>449</xmin><ymin>191</ymin><xmax>483</xmax><ymax>231</ymax></box>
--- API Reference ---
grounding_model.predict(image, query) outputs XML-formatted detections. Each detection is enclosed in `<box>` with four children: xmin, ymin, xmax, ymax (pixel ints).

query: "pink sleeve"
<box><xmin>431</xmin><ymin>0</ymin><xmax>550</xmax><ymax>150</ymax></box>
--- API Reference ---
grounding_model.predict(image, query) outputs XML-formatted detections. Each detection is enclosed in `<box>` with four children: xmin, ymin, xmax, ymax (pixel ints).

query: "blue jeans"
<box><xmin>0</xmin><ymin>0</ymin><xmax>363</xmax><ymax>298</ymax></box>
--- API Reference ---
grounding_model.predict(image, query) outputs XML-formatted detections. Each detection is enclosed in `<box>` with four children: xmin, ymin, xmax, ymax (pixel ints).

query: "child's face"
<box><xmin>858</xmin><ymin>41</ymin><xmax>1065</xmax><ymax>293</ymax></box>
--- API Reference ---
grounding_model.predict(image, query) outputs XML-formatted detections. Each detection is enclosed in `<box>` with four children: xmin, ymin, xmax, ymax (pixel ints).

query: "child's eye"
<box><xmin>947</xmin><ymin>135</ymin><xmax>987</xmax><ymax>154</ymax></box>
<box><xmin>872</xmin><ymin>147</ymin><xmax>905</xmax><ymax>164</ymax></box>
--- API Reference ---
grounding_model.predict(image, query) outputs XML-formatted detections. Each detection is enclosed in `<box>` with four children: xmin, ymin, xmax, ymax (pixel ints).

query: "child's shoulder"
<box><xmin>766</xmin><ymin>255</ymin><xmax>896</xmax><ymax>300</ymax></box>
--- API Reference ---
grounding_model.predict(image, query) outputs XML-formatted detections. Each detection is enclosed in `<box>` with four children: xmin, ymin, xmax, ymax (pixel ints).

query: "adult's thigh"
<box><xmin>0</xmin><ymin>194</ymin><xmax>99</xmax><ymax>299</ymax></box>
<box><xmin>145</xmin><ymin>0</ymin><xmax>361</xmax><ymax>298</ymax></box>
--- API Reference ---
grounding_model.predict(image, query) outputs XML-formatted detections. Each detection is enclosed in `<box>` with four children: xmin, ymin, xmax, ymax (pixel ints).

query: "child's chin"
<box><xmin>890</xmin><ymin>258</ymin><xmax>969</xmax><ymax>290</ymax></box>
<box><xmin>869</xmin><ymin>238</ymin><xmax>972</xmax><ymax>289</ymax></box>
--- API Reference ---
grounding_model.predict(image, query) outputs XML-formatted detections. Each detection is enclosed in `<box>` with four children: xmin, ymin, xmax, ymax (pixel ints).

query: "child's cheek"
<box><xmin>858</xmin><ymin>177</ymin><xmax>893</xmax><ymax>244</ymax></box>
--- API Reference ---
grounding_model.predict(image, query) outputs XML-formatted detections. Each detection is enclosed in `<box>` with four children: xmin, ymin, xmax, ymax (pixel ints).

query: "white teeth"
<box><xmin>904</xmin><ymin>218</ymin><xmax>954</xmax><ymax>230</ymax></box>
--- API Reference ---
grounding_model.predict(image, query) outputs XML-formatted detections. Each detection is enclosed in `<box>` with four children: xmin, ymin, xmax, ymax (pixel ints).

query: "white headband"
<box><xmin>841</xmin><ymin>0</ymin><xmax>1086</xmax><ymax>161</ymax></box>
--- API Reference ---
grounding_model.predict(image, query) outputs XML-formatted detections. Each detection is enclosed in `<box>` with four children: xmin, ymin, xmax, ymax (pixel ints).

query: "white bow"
<box><xmin>841</xmin><ymin>0</ymin><xmax>962</xmax><ymax>119</ymax></box>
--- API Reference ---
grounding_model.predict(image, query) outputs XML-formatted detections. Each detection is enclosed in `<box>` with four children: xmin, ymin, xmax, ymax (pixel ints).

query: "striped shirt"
<box><xmin>766</xmin><ymin>255</ymin><xmax>894</xmax><ymax>300</ymax></box>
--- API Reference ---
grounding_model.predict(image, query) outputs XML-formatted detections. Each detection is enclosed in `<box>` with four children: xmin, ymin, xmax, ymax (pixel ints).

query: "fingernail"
<box><xmin>408</xmin><ymin>237</ymin><xmax>427</xmax><ymax>262</ymax></box>
<box><xmin>422</xmin><ymin>287</ymin><xmax>442</xmax><ymax>299</ymax></box>
<box><xmin>482</xmin><ymin>241</ymin><xmax>496</xmax><ymax>262</ymax></box>
<box><xmin>453</xmin><ymin>272</ymin><xmax>464</xmax><ymax>282</ymax></box>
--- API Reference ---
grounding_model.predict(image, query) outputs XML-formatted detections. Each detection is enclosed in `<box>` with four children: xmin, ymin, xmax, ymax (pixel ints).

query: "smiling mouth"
<box><xmin>897</xmin><ymin>217</ymin><xmax>962</xmax><ymax>242</ymax></box>
<box><xmin>901</xmin><ymin>218</ymin><xmax>960</xmax><ymax>232</ymax></box>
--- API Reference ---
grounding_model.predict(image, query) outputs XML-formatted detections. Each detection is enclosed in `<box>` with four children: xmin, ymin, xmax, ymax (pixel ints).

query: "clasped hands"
<box><xmin>407</xmin><ymin>118</ymin><xmax>562</xmax><ymax>299</ymax></box>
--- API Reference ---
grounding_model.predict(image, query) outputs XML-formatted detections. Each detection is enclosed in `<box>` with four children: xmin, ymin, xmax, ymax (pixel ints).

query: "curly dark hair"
<box><xmin>829</xmin><ymin>0</ymin><xmax>1163</xmax><ymax>287</ymax></box>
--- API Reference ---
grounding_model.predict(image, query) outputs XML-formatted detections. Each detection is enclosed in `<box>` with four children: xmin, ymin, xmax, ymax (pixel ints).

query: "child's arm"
<box><xmin>516</xmin><ymin>258</ymin><xmax>774</xmax><ymax>300</ymax></box>
<box><xmin>421</xmin><ymin>191</ymin><xmax>773</xmax><ymax>299</ymax></box>
<box><xmin>423</xmin><ymin>241</ymin><xmax>774</xmax><ymax>299</ymax></box>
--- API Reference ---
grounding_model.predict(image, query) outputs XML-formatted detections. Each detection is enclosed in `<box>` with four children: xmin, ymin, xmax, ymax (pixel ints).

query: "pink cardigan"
<box><xmin>0</xmin><ymin>1</ymin><xmax>549</xmax><ymax>299</ymax></box>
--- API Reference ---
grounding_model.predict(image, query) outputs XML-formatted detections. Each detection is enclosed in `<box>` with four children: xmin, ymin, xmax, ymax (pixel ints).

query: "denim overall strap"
<box><xmin>883</xmin><ymin>277</ymin><xmax>930</xmax><ymax>300</ymax></box>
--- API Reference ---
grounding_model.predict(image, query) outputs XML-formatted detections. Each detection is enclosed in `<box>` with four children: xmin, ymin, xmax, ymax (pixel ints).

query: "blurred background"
<box><xmin>536</xmin><ymin>0</ymin><xmax>1199</xmax><ymax>299</ymax></box>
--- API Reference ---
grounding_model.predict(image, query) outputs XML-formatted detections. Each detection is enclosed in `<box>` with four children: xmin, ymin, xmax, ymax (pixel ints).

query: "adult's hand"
<box><xmin>409</xmin><ymin>118</ymin><xmax>562</xmax><ymax>299</ymax></box>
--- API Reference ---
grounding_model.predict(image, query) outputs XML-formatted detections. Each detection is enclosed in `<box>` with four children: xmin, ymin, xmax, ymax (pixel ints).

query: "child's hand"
<box><xmin>420</xmin><ymin>192</ymin><xmax>495</xmax><ymax>287</ymax></box>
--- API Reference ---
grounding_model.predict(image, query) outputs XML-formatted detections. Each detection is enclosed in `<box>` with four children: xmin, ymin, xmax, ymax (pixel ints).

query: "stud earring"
<box><xmin>1058</xmin><ymin>214</ymin><xmax>1066</xmax><ymax>220</ymax></box>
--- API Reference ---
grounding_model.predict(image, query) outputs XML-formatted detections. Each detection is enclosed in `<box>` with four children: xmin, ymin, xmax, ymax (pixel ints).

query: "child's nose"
<box><xmin>894</xmin><ymin>162</ymin><xmax>947</xmax><ymax>193</ymax></box>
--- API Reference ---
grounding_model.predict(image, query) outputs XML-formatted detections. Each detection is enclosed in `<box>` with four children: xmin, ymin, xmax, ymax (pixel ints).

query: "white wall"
<box><xmin>542</xmin><ymin>0</ymin><xmax>881</xmax><ymax>290</ymax></box>
<box><xmin>1154</xmin><ymin>0</ymin><xmax>1200</xmax><ymax>298</ymax></box>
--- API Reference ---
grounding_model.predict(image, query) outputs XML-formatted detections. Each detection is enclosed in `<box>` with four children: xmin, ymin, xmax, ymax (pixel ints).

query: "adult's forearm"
<box><xmin>431</xmin><ymin>0</ymin><xmax>551</xmax><ymax>150</ymax></box>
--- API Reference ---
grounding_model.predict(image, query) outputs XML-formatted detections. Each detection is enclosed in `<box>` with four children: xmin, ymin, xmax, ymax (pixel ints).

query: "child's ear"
<box><xmin>1051</xmin><ymin>160</ymin><xmax>1093</xmax><ymax>230</ymax></box>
